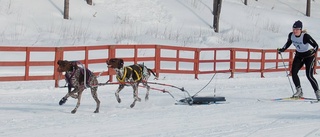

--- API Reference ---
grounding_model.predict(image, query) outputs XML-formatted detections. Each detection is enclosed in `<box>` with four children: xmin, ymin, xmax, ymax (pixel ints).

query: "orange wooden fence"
<box><xmin>0</xmin><ymin>45</ymin><xmax>319</xmax><ymax>87</ymax></box>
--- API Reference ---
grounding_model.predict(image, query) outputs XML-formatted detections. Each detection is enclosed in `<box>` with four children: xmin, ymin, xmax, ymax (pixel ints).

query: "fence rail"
<box><xmin>0</xmin><ymin>45</ymin><xmax>319</xmax><ymax>87</ymax></box>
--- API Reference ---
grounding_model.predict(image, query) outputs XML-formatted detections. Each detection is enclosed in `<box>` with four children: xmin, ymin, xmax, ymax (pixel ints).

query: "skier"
<box><xmin>277</xmin><ymin>20</ymin><xmax>320</xmax><ymax>100</ymax></box>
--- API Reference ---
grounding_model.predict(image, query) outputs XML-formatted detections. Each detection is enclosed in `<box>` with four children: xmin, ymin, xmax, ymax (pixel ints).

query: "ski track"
<box><xmin>1</xmin><ymin>75</ymin><xmax>320</xmax><ymax>137</ymax></box>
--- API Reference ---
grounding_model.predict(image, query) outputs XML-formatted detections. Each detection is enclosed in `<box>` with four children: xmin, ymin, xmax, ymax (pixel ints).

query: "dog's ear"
<box><xmin>119</xmin><ymin>59</ymin><xmax>124</xmax><ymax>68</ymax></box>
<box><xmin>57</xmin><ymin>60</ymin><xmax>62</xmax><ymax>65</ymax></box>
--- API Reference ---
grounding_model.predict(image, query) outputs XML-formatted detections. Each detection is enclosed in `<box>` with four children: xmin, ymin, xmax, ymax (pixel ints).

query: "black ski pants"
<box><xmin>291</xmin><ymin>54</ymin><xmax>319</xmax><ymax>92</ymax></box>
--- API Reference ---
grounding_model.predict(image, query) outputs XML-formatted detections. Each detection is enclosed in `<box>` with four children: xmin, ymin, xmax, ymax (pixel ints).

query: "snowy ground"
<box><xmin>1</xmin><ymin>73</ymin><xmax>320</xmax><ymax>137</ymax></box>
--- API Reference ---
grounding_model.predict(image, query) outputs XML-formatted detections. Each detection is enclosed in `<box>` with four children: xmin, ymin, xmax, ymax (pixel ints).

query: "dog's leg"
<box><xmin>91</xmin><ymin>87</ymin><xmax>100</xmax><ymax>113</ymax></box>
<box><xmin>142</xmin><ymin>71</ymin><xmax>151</xmax><ymax>101</ymax></box>
<box><xmin>133</xmin><ymin>83</ymin><xmax>141</xmax><ymax>102</ymax></box>
<box><xmin>59</xmin><ymin>93</ymin><xmax>70</xmax><ymax>105</ymax></box>
<box><xmin>69</xmin><ymin>93</ymin><xmax>78</xmax><ymax>99</ymax></box>
<box><xmin>143</xmin><ymin>82</ymin><xmax>150</xmax><ymax>101</ymax></box>
<box><xmin>130</xmin><ymin>83</ymin><xmax>141</xmax><ymax>108</ymax></box>
<box><xmin>115</xmin><ymin>84</ymin><xmax>125</xmax><ymax>103</ymax></box>
<box><xmin>130</xmin><ymin>100</ymin><xmax>136</xmax><ymax>108</ymax></box>
<box><xmin>71</xmin><ymin>90</ymin><xmax>83</xmax><ymax>114</ymax></box>
<box><xmin>59</xmin><ymin>84</ymin><xmax>74</xmax><ymax>105</ymax></box>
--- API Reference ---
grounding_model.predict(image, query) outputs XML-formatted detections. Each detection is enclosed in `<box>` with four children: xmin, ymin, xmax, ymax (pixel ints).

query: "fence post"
<box><xmin>176</xmin><ymin>50</ymin><xmax>179</xmax><ymax>71</ymax></box>
<box><xmin>247</xmin><ymin>49</ymin><xmax>250</xmax><ymax>72</ymax></box>
<box><xmin>54</xmin><ymin>47</ymin><xmax>63</xmax><ymax>87</ymax></box>
<box><xmin>229</xmin><ymin>48</ymin><xmax>235</xmax><ymax>78</ymax></box>
<box><xmin>214</xmin><ymin>50</ymin><xmax>217</xmax><ymax>72</ymax></box>
<box><xmin>134</xmin><ymin>45</ymin><xmax>138</xmax><ymax>64</ymax></box>
<box><xmin>276</xmin><ymin>50</ymin><xmax>279</xmax><ymax>70</ymax></box>
<box><xmin>155</xmin><ymin>45</ymin><xmax>161</xmax><ymax>78</ymax></box>
<box><xmin>260</xmin><ymin>50</ymin><xmax>266</xmax><ymax>78</ymax></box>
<box><xmin>84</xmin><ymin>46</ymin><xmax>89</xmax><ymax>68</ymax></box>
<box><xmin>194</xmin><ymin>48</ymin><xmax>200</xmax><ymax>79</ymax></box>
<box><xmin>288</xmin><ymin>50</ymin><xmax>294</xmax><ymax>75</ymax></box>
<box><xmin>108</xmin><ymin>46</ymin><xmax>116</xmax><ymax>82</ymax></box>
<box><xmin>25</xmin><ymin>47</ymin><xmax>30</xmax><ymax>80</ymax></box>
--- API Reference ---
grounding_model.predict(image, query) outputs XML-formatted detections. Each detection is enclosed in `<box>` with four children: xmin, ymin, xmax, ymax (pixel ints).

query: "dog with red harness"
<box><xmin>57</xmin><ymin>60</ymin><xmax>100</xmax><ymax>114</ymax></box>
<box><xmin>106</xmin><ymin>58</ymin><xmax>157</xmax><ymax>108</ymax></box>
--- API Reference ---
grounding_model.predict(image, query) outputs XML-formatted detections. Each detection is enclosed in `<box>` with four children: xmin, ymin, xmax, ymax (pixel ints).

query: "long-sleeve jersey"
<box><xmin>282</xmin><ymin>32</ymin><xmax>318</xmax><ymax>53</ymax></box>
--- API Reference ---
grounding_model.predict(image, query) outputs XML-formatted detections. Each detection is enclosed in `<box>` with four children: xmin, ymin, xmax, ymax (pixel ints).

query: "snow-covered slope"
<box><xmin>1</xmin><ymin>0</ymin><xmax>319</xmax><ymax>48</ymax></box>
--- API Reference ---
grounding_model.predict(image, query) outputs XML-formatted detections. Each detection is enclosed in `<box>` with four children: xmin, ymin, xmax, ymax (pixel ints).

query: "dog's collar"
<box><xmin>65</xmin><ymin>69</ymin><xmax>77</xmax><ymax>87</ymax></box>
<box><xmin>116</xmin><ymin>67</ymin><xmax>128</xmax><ymax>83</ymax></box>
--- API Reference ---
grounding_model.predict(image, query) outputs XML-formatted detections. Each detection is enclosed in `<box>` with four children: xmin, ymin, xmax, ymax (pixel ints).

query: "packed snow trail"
<box><xmin>1</xmin><ymin>74</ymin><xmax>320</xmax><ymax>137</ymax></box>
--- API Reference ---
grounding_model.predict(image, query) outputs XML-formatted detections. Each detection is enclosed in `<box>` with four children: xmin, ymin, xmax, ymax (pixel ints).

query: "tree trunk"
<box><xmin>86</xmin><ymin>0</ymin><xmax>93</xmax><ymax>5</ymax></box>
<box><xmin>213</xmin><ymin>0</ymin><xmax>222</xmax><ymax>33</ymax></box>
<box><xmin>64</xmin><ymin>0</ymin><xmax>69</xmax><ymax>19</ymax></box>
<box><xmin>306</xmin><ymin>0</ymin><xmax>311</xmax><ymax>17</ymax></box>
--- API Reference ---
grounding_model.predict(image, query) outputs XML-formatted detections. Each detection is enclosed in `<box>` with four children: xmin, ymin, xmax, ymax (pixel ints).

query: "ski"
<box><xmin>258</xmin><ymin>97</ymin><xmax>317</xmax><ymax>102</ymax></box>
<box><xmin>274</xmin><ymin>97</ymin><xmax>316</xmax><ymax>101</ymax></box>
<box><xmin>310</xmin><ymin>100</ymin><xmax>319</xmax><ymax>104</ymax></box>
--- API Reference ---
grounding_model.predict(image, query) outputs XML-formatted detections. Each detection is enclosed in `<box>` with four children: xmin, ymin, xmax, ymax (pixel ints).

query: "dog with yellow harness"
<box><xmin>106</xmin><ymin>58</ymin><xmax>157</xmax><ymax>108</ymax></box>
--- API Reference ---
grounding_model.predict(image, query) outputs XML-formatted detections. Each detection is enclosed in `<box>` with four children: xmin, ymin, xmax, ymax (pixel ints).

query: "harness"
<box><xmin>116</xmin><ymin>65</ymin><xmax>143</xmax><ymax>83</ymax></box>
<box><xmin>295</xmin><ymin>49</ymin><xmax>316</xmax><ymax>62</ymax></box>
<box><xmin>65</xmin><ymin>69</ymin><xmax>76</xmax><ymax>88</ymax></box>
<box><xmin>65</xmin><ymin>67</ymin><xmax>93</xmax><ymax>88</ymax></box>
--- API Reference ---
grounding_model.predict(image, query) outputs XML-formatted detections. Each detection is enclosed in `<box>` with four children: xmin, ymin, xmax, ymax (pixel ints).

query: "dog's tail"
<box><xmin>147</xmin><ymin>68</ymin><xmax>158</xmax><ymax>80</ymax></box>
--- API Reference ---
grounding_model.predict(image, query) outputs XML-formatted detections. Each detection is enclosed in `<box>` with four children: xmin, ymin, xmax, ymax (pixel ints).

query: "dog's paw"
<box><xmin>116</xmin><ymin>98</ymin><xmax>121</xmax><ymax>103</ymax></box>
<box><xmin>130</xmin><ymin>103</ymin><xmax>135</xmax><ymax>108</ymax></box>
<box><xmin>59</xmin><ymin>97</ymin><xmax>67</xmax><ymax>105</ymax></box>
<box><xmin>71</xmin><ymin>110</ymin><xmax>77</xmax><ymax>114</ymax></box>
<box><xmin>94</xmin><ymin>110</ymin><xmax>99</xmax><ymax>113</ymax></box>
<box><xmin>145</xmin><ymin>96</ymin><xmax>149</xmax><ymax>101</ymax></box>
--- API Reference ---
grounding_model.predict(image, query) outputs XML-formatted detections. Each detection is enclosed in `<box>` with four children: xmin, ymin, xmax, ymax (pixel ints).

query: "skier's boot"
<box><xmin>292</xmin><ymin>86</ymin><xmax>303</xmax><ymax>98</ymax></box>
<box><xmin>315</xmin><ymin>90</ymin><xmax>320</xmax><ymax>101</ymax></box>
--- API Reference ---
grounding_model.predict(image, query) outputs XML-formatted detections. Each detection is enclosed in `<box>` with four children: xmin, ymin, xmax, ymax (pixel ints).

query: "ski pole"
<box><xmin>192</xmin><ymin>73</ymin><xmax>216</xmax><ymax>97</ymax></box>
<box><xmin>279</xmin><ymin>52</ymin><xmax>295</xmax><ymax>94</ymax></box>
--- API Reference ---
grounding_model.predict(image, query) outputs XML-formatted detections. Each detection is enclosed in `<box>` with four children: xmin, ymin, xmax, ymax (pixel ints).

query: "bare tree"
<box><xmin>213</xmin><ymin>0</ymin><xmax>222</xmax><ymax>32</ymax></box>
<box><xmin>306</xmin><ymin>0</ymin><xmax>311</xmax><ymax>17</ymax></box>
<box><xmin>244</xmin><ymin>0</ymin><xmax>248</xmax><ymax>5</ymax></box>
<box><xmin>64</xmin><ymin>0</ymin><xmax>69</xmax><ymax>19</ymax></box>
<box><xmin>86</xmin><ymin>0</ymin><xmax>93</xmax><ymax>5</ymax></box>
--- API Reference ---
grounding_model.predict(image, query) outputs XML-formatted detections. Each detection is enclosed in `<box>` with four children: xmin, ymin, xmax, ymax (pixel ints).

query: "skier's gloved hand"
<box><xmin>309</xmin><ymin>49</ymin><xmax>317</xmax><ymax>55</ymax></box>
<box><xmin>277</xmin><ymin>48</ymin><xmax>284</xmax><ymax>54</ymax></box>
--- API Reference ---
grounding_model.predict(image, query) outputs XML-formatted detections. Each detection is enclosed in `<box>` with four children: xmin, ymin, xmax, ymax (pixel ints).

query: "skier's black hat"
<box><xmin>293</xmin><ymin>20</ymin><xmax>303</xmax><ymax>29</ymax></box>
